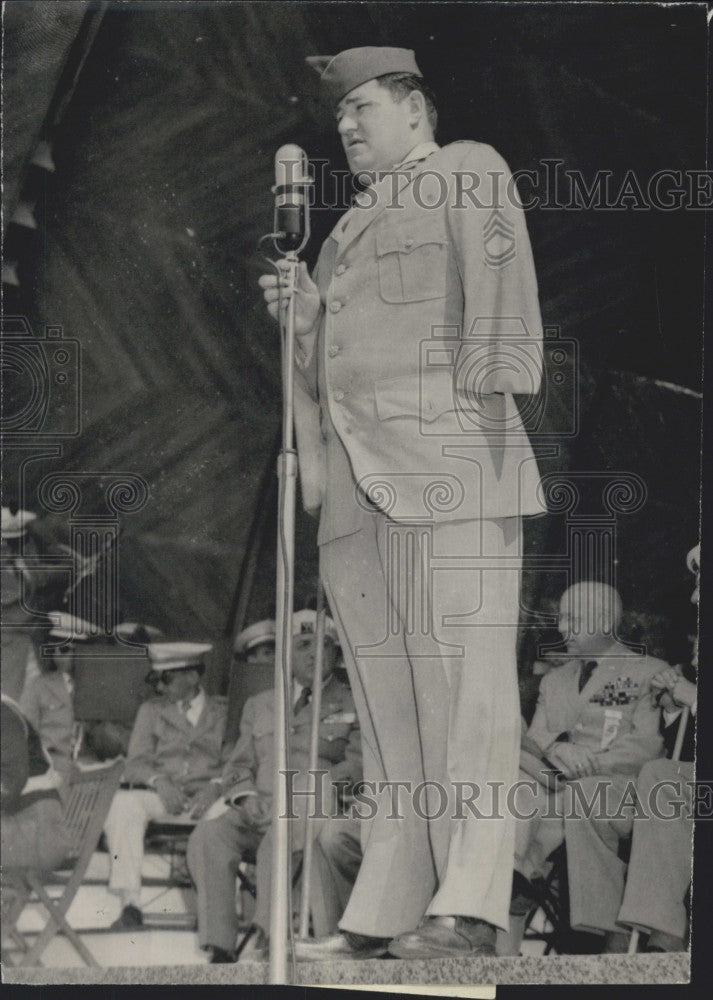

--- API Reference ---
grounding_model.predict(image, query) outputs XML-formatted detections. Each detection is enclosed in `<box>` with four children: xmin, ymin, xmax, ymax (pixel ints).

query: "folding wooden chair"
<box><xmin>142</xmin><ymin>816</ymin><xmax>198</xmax><ymax>929</ymax></box>
<box><xmin>4</xmin><ymin>759</ymin><xmax>124</xmax><ymax>967</ymax></box>
<box><xmin>519</xmin><ymin>844</ymin><xmax>602</xmax><ymax>955</ymax></box>
<box><xmin>233</xmin><ymin>849</ymin><xmax>304</xmax><ymax>960</ymax></box>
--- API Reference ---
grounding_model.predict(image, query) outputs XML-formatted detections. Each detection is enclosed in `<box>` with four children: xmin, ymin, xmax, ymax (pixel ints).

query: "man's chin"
<box><xmin>346</xmin><ymin>148</ymin><xmax>375</xmax><ymax>175</ymax></box>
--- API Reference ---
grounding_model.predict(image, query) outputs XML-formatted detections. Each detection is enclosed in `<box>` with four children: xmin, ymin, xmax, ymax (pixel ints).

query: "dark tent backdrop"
<box><xmin>2</xmin><ymin>2</ymin><xmax>704</xmax><ymax>709</ymax></box>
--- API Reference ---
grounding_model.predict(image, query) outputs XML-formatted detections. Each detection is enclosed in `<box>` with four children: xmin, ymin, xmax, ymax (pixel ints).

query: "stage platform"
<box><xmin>5</xmin><ymin>952</ymin><xmax>689</xmax><ymax>987</ymax></box>
<box><xmin>2</xmin><ymin>850</ymin><xmax>689</xmax><ymax>988</ymax></box>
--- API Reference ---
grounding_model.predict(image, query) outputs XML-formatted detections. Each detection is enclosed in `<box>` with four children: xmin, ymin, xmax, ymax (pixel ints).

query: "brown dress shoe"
<box><xmin>389</xmin><ymin>917</ymin><xmax>496</xmax><ymax>959</ymax></box>
<box><xmin>294</xmin><ymin>931</ymin><xmax>390</xmax><ymax>961</ymax></box>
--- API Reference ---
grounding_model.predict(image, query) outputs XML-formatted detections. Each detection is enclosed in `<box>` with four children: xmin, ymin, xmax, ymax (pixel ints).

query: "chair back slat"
<box><xmin>61</xmin><ymin>760</ymin><xmax>124</xmax><ymax>859</ymax></box>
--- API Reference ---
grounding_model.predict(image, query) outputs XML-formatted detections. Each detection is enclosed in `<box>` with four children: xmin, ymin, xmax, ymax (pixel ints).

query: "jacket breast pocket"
<box><xmin>375</xmin><ymin>218</ymin><xmax>448</xmax><ymax>303</ymax></box>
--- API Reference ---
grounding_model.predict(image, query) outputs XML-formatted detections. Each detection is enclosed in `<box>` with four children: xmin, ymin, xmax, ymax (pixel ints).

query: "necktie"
<box><xmin>579</xmin><ymin>660</ymin><xmax>598</xmax><ymax>693</ymax></box>
<box><xmin>293</xmin><ymin>687</ymin><xmax>311</xmax><ymax>714</ymax></box>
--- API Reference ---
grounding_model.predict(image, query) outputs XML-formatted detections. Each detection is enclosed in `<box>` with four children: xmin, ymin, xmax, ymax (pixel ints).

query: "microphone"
<box><xmin>273</xmin><ymin>144</ymin><xmax>311</xmax><ymax>254</ymax></box>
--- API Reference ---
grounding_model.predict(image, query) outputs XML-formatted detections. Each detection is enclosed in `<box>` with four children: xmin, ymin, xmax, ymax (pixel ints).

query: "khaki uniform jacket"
<box><xmin>528</xmin><ymin>652</ymin><xmax>665</xmax><ymax>776</ymax></box>
<box><xmin>122</xmin><ymin>692</ymin><xmax>230</xmax><ymax>795</ymax></box>
<box><xmin>293</xmin><ymin>141</ymin><xmax>544</xmax><ymax>536</ymax></box>
<box><xmin>19</xmin><ymin>671</ymin><xmax>74</xmax><ymax>786</ymax></box>
<box><xmin>220</xmin><ymin>674</ymin><xmax>359</xmax><ymax>805</ymax></box>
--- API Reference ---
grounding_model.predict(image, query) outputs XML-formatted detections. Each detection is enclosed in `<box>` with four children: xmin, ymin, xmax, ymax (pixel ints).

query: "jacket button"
<box><xmin>334</xmin><ymin>390</ymin><xmax>345</xmax><ymax>402</ymax></box>
<box><xmin>335</xmin><ymin>264</ymin><xmax>347</xmax><ymax>276</ymax></box>
<box><xmin>328</xmin><ymin>345</ymin><xmax>340</xmax><ymax>357</ymax></box>
<box><xmin>329</xmin><ymin>301</ymin><xmax>342</xmax><ymax>313</ymax></box>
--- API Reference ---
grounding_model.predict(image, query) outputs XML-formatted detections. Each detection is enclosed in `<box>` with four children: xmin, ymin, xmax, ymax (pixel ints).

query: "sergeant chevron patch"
<box><xmin>483</xmin><ymin>208</ymin><xmax>516</xmax><ymax>268</ymax></box>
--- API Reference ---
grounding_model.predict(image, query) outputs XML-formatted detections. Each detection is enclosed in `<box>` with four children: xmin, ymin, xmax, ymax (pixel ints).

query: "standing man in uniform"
<box><xmin>260</xmin><ymin>46</ymin><xmax>543</xmax><ymax>958</ymax></box>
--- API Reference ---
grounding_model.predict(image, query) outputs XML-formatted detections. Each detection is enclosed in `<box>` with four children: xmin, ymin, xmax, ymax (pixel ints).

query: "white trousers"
<box><xmin>104</xmin><ymin>789</ymin><xmax>175</xmax><ymax>900</ymax></box>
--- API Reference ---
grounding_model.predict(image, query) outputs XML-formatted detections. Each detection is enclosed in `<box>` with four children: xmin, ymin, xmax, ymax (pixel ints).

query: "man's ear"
<box><xmin>407</xmin><ymin>89</ymin><xmax>427</xmax><ymax>127</ymax></box>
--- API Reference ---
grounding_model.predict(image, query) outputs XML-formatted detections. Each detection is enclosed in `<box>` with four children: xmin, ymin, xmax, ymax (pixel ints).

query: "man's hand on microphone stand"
<box><xmin>259</xmin><ymin>261</ymin><xmax>320</xmax><ymax>335</ymax></box>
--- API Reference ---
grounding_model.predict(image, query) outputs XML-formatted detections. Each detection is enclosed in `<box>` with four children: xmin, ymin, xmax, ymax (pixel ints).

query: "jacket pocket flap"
<box><xmin>375</xmin><ymin>217</ymin><xmax>448</xmax><ymax>257</ymax></box>
<box><xmin>374</xmin><ymin>372</ymin><xmax>456</xmax><ymax>422</ymax></box>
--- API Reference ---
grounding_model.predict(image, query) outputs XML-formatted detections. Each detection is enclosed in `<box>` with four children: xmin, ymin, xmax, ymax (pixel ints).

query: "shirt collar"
<box><xmin>349</xmin><ymin>142</ymin><xmax>440</xmax><ymax>213</ymax></box>
<box><xmin>393</xmin><ymin>140</ymin><xmax>440</xmax><ymax>170</ymax></box>
<box><xmin>293</xmin><ymin>673</ymin><xmax>334</xmax><ymax>700</ymax></box>
<box><xmin>182</xmin><ymin>686</ymin><xmax>205</xmax><ymax>712</ymax></box>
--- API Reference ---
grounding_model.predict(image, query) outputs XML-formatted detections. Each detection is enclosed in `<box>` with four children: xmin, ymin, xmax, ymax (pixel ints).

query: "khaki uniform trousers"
<box><xmin>309</xmin><ymin>811</ymin><xmax>363</xmax><ymax>938</ymax></box>
<box><xmin>320</xmin><ymin>508</ymin><xmax>522</xmax><ymax>936</ymax></box>
<box><xmin>187</xmin><ymin>777</ymin><xmax>338</xmax><ymax>951</ymax></box>
<box><xmin>186</xmin><ymin>804</ymin><xmax>268</xmax><ymax>952</ymax></box>
<box><xmin>617</xmin><ymin>758</ymin><xmax>693</xmax><ymax>940</ymax></box>
<box><xmin>515</xmin><ymin>773</ymin><xmax>636</xmax><ymax>935</ymax></box>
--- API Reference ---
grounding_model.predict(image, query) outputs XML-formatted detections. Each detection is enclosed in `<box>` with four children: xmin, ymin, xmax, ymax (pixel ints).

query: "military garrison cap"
<box><xmin>306</xmin><ymin>46</ymin><xmax>422</xmax><ymax>105</ymax></box>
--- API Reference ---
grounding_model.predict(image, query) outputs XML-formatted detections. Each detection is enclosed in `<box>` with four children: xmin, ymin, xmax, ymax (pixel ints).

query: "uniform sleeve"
<box><xmin>294</xmin><ymin>255</ymin><xmax>325</xmax><ymax>380</ymax></box>
<box><xmin>221</xmin><ymin>695</ymin><xmax>260</xmax><ymax>798</ymax></box>
<box><xmin>329</xmin><ymin>725</ymin><xmax>363</xmax><ymax>788</ymax></box>
<box><xmin>593</xmin><ymin>680</ymin><xmax>664</xmax><ymax>774</ymax></box>
<box><xmin>122</xmin><ymin>702</ymin><xmax>160</xmax><ymax>785</ymax></box>
<box><xmin>445</xmin><ymin>144</ymin><xmax>543</xmax><ymax>398</ymax></box>
<box><xmin>293</xmin><ymin>250</ymin><xmax>327</xmax><ymax>515</ymax></box>
<box><xmin>294</xmin><ymin>375</ymin><xmax>326</xmax><ymax>516</ymax></box>
<box><xmin>219</xmin><ymin>738</ymin><xmax>236</xmax><ymax>771</ymax></box>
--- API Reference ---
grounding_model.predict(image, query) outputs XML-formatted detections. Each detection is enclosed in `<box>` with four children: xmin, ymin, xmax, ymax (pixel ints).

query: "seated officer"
<box><xmin>104</xmin><ymin>642</ymin><xmax>230</xmax><ymax>930</ymax></box>
<box><xmin>18</xmin><ymin>612</ymin><xmax>94</xmax><ymax>794</ymax></box>
<box><xmin>187</xmin><ymin>609</ymin><xmax>359</xmax><ymax>963</ymax></box>
<box><xmin>511</xmin><ymin>581</ymin><xmax>664</xmax><ymax>947</ymax></box>
<box><xmin>235</xmin><ymin>619</ymin><xmax>276</xmax><ymax>667</ymax></box>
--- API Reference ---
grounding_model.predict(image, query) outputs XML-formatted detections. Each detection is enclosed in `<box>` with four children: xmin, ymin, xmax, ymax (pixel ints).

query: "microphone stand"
<box><xmin>265</xmin><ymin>154</ymin><xmax>312</xmax><ymax>984</ymax></box>
<box><xmin>298</xmin><ymin>583</ymin><xmax>326</xmax><ymax>938</ymax></box>
<box><xmin>269</xmin><ymin>247</ymin><xmax>299</xmax><ymax>984</ymax></box>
